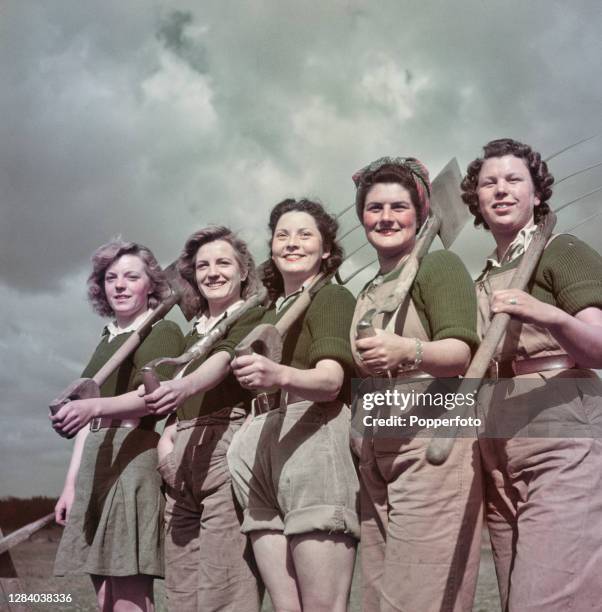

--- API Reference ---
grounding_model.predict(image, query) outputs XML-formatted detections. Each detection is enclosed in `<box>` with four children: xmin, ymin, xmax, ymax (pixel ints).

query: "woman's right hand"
<box><xmin>55</xmin><ymin>486</ymin><xmax>75</xmax><ymax>526</ymax></box>
<box><xmin>139</xmin><ymin>379</ymin><xmax>192</xmax><ymax>416</ymax></box>
<box><xmin>50</xmin><ymin>398</ymin><xmax>98</xmax><ymax>438</ymax></box>
<box><xmin>231</xmin><ymin>353</ymin><xmax>285</xmax><ymax>390</ymax></box>
<box><xmin>354</xmin><ymin>328</ymin><xmax>417</xmax><ymax>375</ymax></box>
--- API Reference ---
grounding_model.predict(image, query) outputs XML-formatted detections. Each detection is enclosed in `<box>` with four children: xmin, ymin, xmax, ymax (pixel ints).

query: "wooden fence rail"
<box><xmin>0</xmin><ymin>513</ymin><xmax>55</xmax><ymax>612</ymax></box>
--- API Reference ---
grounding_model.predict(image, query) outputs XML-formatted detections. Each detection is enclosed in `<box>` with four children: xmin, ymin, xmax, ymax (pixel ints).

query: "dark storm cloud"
<box><xmin>157</xmin><ymin>10</ymin><xmax>210</xmax><ymax>74</ymax></box>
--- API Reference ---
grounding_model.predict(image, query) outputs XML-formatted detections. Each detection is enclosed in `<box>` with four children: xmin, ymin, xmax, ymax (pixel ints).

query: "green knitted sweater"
<box><xmin>260</xmin><ymin>282</ymin><xmax>356</xmax><ymax>404</ymax></box>
<box><xmin>476</xmin><ymin>234</ymin><xmax>602</xmax><ymax>314</ymax></box>
<box><xmin>81</xmin><ymin>319</ymin><xmax>184</xmax><ymax>396</ymax></box>
<box><xmin>177</xmin><ymin>306</ymin><xmax>265</xmax><ymax>420</ymax></box>
<box><xmin>360</xmin><ymin>250</ymin><xmax>479</xmax><ymax>352</ymax></box>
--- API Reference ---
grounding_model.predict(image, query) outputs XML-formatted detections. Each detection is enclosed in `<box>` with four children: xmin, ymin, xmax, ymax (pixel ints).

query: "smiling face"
<box><xmin>104</xmin><ymin>254</ymin><xmax>152</xmax><ymax>327</ymax></box>
<box><xmin>477</xmin><ymin>155</ymin><xmax>540</xmax><ymax>242</ymax></box>
<box><xmin>271</xmin><ymin>211</ymin><xmax>329</xmax><ymax>293</ymax></box>
<box><xmin>362</xmin><ymin>182</ymin><xmax>418</xmax><ymax>270</ymax></box>
<box><xmin>194</xmin><ymin>240</ymin><xmax>245</xmax><ymax>316</ymax></box>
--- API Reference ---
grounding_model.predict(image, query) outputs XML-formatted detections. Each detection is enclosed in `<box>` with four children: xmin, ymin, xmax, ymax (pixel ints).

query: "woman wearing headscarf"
<box><xmin>350</xmin><ymin>157</ymin><xmax>482</xmax><ymax>612</ymax></box>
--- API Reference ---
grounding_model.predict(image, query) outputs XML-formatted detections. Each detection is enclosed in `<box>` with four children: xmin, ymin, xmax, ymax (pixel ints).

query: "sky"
<box><xmin>1</xmin><ymin>0</ymin><xmax>601</xmax><ymax>497</ymax></box>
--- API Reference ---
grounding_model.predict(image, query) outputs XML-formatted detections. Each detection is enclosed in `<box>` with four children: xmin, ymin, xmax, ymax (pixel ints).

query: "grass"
<box><xmin>4</xmin><ymin>525</ymin><xmax>500</xmax><ymax>611</ymax></box>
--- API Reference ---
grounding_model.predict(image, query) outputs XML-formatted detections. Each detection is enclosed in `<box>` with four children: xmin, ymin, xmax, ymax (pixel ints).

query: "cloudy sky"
<box><xmin>2</xmin><ymin>0</ymin><xmax>601</xmax><ymax>497</ymax></box>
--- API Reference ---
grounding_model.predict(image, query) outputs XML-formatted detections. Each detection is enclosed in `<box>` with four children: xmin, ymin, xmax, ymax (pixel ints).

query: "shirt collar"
<box><xmin>486</xmin><ymin>224</ymin><xmax>538</xmax><ymax>269</ymax></box>
<box><xmin>274</xmin><ymin>279</ymin><xmax>313</xmax><ymax>313</ymax></box>
<box><xmin>104</xmin><ymin>309</ymin><xmax>152</xmax><ymax>342</ymax></box>
<box><xmin>361</xmin><ymin>253</ymin><xmax>411</xmax><ymax>296</ymax></box>
<box><xmin>193</xmin><ymin>299</ymin><xmax>245</xmax><ymax>336</ymax></box>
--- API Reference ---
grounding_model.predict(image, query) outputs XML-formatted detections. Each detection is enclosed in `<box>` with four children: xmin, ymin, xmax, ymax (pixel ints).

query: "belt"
<box><xmin>251</xmin><ymin>391</ymin><xmax>308</xmax><ymax>416</ymax></box>
<box><xmin>89</xmin><ymin>417</ymin><xmax>153</xmax><ymax>431</ymax></box>
<box><xmin>487</xmin><ymin>354</ymin><xmax>575</xmax><ymax>379</ymax></box>
<box><xmin>367</xmin><ymin>369</ymin><xmax>433</xmax><ymax>380</ymax></box>
<box><xmin>251</xmin><ymin>393</ymin><xmax>279</xmax><ymax>416</ymax></box>
<box><xmin>395</xmin><ymin>369</ymin><xmax>433</xmax><ymax>380</ymax></box>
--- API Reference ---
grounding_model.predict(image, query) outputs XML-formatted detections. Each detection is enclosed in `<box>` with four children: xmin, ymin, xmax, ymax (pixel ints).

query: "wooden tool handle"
<box><xmin>92</xmin><ymin>290</ymin><xmax>179</xmax><ymax>387</ymax></box>
<box><xmin>426</xmin><ymin>212</ymin><xmax>558</xmax><ymax>465</ymax></box>
<box><xmin>234</xmin><ymin>344</ymin><xmax>254</xmax><ymax>358</ymax></box>
<box><xmin>356</xmin><ymin>308</ymin><xmax>377</xmax><ymax>339</ymax></box>
<box><xmin>235</xmin><ymin>275</ymin><xmax>329</xmax><ymax>362</ymax></box>
<box><xmin>378</xmin><ymin>216</ymin><xmax>439</xmax><ymax>315</ymax></box>
<box><xmin>273</xmin><ymin>273</ymin><xmax>330</xmax><ymax>336</ymax></box>
<box><xmin>141</xmin><ymin>367</ymin><xmax>161</xmax><ymax>394</ymax></box>
<box><xmin>49</xmin><ymin>377</ymin><xmax>101</xmax><ymax>439</ymax></box>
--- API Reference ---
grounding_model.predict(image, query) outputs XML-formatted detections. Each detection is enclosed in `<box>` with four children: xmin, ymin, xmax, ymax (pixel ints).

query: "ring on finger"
<box><xmin>508</xmin><ymin>297</ymin><xmax>518</xmax><ymax>305</ymax></box>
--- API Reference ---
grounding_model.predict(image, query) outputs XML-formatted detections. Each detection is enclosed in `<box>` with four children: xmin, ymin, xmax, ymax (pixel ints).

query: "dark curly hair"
<box><xmin>87</xmin><ymin>239</ymin><xmax>171</xmax><ymax>317</ymax></box>
<box><xmin>177</xmin><ymin>226</ymin><xmax>260</xmax><ymax>315</ymax></box>
<box><xmin>262</xmin><ymin>198</ymin><xmax>343</xmax><ymax>301</ymax></box>
<box><xmin>354</xmin><ymin>163</ymin><xmax>427</xmax><ymax>229</ymax></box>
<box><xmin>462</xmin><ymin>138</ymin><xmax>554</xmax><ymax>229</ymax></box>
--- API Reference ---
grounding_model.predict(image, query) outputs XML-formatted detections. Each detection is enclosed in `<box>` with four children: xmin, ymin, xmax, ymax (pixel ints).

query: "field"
<box><xmin>4</xmin><ymin>524</ymin><xmax>501</xmax><ymax>611</ymax></box>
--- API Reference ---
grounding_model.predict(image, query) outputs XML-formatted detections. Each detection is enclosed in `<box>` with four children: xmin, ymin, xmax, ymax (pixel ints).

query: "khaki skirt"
<box><xmin>54</xmin><ymin>427</ymin><xmax>164</xmax><ymax>577</ymax></box>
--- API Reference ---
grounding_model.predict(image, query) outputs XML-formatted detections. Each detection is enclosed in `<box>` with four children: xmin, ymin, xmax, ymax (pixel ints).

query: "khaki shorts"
<box><xmin>227</xmin><ymin>400</ymin><xmax>360</xmax><ymax>538</ymax></box>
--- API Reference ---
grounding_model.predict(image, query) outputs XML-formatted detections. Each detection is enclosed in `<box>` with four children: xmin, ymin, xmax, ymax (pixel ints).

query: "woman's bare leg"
<box><xmin>290</xmin><ymin>532</ymin><xmax>356</xmax><ymax>612</ymax></box>
<box><xmin>108</xmin><ymin>575</ymin><xmax>154</xmax><ymax>612</ymax></box>
<box><xmin>250</xmin><ymin>530</ymin><xmax>301</xmax><ymax>612</ymax></box>
<box><xmin>91</xmin><ymin>575</ymin><xmax>112</xmax><ymax>611</ymax></box>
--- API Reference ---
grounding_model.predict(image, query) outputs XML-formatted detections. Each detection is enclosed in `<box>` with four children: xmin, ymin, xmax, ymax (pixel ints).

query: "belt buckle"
<box><xmin>90</xmin><ymin>417</ymin><xmax>101</xmax><ymax>432</ymax></box>
<box><xmin>253</xmin><ymin>393</ymin><xmax>271</xmax><ymax>417</ymax></box>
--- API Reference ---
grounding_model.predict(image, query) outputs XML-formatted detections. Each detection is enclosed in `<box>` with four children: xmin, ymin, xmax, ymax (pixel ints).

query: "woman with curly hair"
<box><xmin>52</xmin><ymin>240</ymin><xmax>183</xmax><ymax>611</ymax></box>
<box><xmin>464</xmin><ymin>138</ymin><xmax>602</xmax><ymax>611</ymax></box>
<box><xmin>350</xmin><ymin>157</ymin><xmax>482</xmax><ymax>612</ymax></box>
<box><xmin>141</xmin><ymin>226</ymin><xmax>265</xmax><ymax>611</ymax></box>
<box><xmin>227</xmin><ymin>199</ymin><xmax>360</xmax><ymax>612</ymax></box>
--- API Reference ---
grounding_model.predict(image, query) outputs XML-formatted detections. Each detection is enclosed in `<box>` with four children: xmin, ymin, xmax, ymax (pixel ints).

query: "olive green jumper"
<box><xmin>477</xmin><ymin>234</ymin><xmax>602</xmax><ymax>313</ymax></box>
<box><xmin>359</xmin><ymin>250</ymin><xmax>480</xmax><ymax>351</ymax></box>
<box><xmin>177</xmin><ymin>307</ymin><xmax>264</xmax><ymax>420</ymax></box>
<box><xmin>82</xmin><ymin>319</ymin><xmax>184</xmax><ymax>394</ymax></box>
<box><xmin>261</xmin><ymin>282</ymin><xmax>356</xmax><ymax>404</ymax></box>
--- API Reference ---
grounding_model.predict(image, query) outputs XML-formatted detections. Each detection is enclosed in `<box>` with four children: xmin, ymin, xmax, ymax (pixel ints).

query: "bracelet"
<box><xmin>398</xmin><ymin>338</ymin><xmax>424</xmax><ymax>372</ymax></box>
<box><xmin>413</xmin><ymin>337</ymin><xmax>424</xmax><ymax>368</ymax></box>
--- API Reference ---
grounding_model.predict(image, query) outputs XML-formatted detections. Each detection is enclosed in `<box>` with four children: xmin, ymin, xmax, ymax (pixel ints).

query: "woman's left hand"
<box><xmin>355</xmin><ymin>329</ymin><xmax>416</xmax><ymax>375</ymax></box>
<box><xmin>231</xmin><ymin>354</ymin><xmax>285</xmax><ymax>390</ymax></box>
<box><xmin>49</xmin><ymin>399</ymin><xmax>97</xmax><ymax>437</ymax></box>
<box><xmin>490</xmin><ymin>289</ymin><xmax>562</xmax><ymax>327</ymax></box>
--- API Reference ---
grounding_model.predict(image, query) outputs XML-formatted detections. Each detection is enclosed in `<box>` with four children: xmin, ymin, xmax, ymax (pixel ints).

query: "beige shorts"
<box><xmin>227</xmin><ymin>400</ymin><xmax>360</xmax><ymax>538</ymax></box>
